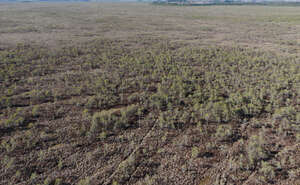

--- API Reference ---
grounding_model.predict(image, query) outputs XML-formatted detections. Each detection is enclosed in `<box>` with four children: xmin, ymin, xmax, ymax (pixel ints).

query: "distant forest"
<box><xmin>155</xmin><ymin>0</ymin><xmax>300</xmax><ymax>3</ymax></box>
<box><xmin>1</xmin><ymin>0</ymin><xmax>300</xmax><ymax>2</ymax></box>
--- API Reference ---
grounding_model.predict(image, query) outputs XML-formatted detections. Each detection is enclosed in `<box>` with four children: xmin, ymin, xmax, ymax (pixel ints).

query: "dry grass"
<box><xmin>0</xmin><ymin>3</ymin><xmax>300</xmax><ymax>52</ymax></box>
<box><xmin>0</xmin><ymin>3</ymin><xmax>299</xmax><ymax>185</ymax></box>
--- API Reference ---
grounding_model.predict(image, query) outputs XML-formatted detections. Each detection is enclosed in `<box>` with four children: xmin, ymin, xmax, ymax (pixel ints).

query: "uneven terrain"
<box><xmin>0</xmin><ymin>3</ymin><xmax>299</xmax><ymax>185</ymax></box>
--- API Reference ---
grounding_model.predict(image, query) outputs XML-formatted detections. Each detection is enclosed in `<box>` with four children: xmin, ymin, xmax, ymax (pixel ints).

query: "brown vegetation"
<box><xmin>0</xmin><ymin>3</ymin><xmax>299</xmax><ymax>185</ymax></box>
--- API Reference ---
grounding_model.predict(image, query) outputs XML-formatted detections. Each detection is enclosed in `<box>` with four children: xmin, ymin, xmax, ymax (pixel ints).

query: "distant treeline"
<box><xmin>152</xmin><ymin>0</ymin><xmax>300</xmax><ymax>5</ymax></box>
<box><xmin>1</xmin><ymin>0</ymin><xmax>300</xmax><ymax>4</ymax></box>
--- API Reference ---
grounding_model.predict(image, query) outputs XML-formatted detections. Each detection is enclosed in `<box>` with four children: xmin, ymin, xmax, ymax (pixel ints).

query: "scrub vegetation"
<box><xmin>0</xmin><ymin>2</ymin><xmax>299</xmax><ymax>185</ymax></box>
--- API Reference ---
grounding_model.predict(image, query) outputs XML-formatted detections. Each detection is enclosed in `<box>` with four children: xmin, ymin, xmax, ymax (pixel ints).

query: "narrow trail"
<box><xmin>102</xmin><ymin>120</ymin><xmax>157</xmax><ymax>185</ymax></box>
<box><xmin>242</xmin><ymin>171</ymin><xmax>257</xmax><ymax>185</ymax></box>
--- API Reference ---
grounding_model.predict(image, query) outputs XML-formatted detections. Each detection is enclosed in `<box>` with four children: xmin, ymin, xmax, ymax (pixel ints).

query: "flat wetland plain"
<box><xmin>0</xmin><ymin>3</ymin><xmax>299</xmax><ymax>185</ymax></box>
